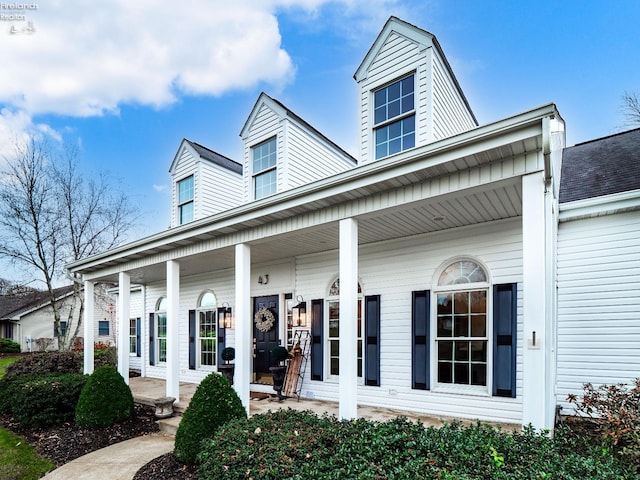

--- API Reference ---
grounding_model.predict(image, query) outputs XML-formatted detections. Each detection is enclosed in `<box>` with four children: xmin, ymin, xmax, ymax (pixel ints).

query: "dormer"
<box><xmin>240</xmin><ymin>93</ymin><xmax>356</xmax><ymax>203</ymax></box>
<box><xmin>168</xmin><ymin>139</ymin><xmax>242</xmax><ymax>228</ymax></box>
<box><xmin>354</xmin><ymin>17</ymin><xmax>478</xmax><ymax>164</ymax></box>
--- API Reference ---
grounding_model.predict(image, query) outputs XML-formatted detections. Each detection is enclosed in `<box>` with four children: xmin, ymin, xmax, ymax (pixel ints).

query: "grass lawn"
<box><xmin>0</xmin><ymin>427</ymin><xmax>55</xmax><ymax>480</ymax></box>
<box><xmin>0</xmin><ymin>356</ymin><xmax>56</xmax><ymax>479</ymax></box>
<box><xmin>0</xmin><ymin>356</ymin><xmax>18</xmax><ymax>379</ymax></box>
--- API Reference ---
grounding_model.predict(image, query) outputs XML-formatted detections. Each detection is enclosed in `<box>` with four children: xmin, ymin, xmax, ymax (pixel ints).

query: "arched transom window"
<box><xmin>435</xmin><ymin>260</ymin><xmax>489</xmax><ymax>387</ymax></box>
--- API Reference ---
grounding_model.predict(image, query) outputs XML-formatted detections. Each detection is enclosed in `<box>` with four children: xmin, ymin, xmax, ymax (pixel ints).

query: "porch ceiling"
<box><xmin>117</xmin><ymin>177</ymin><xmax>522</xmax><ymax>285</ymax></box>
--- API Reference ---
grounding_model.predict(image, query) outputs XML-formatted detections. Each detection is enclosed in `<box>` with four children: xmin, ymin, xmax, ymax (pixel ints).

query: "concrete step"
<box><xmin>157</xmin><ymin>414</ymin><xmax>182</xmax><ymax>436</ymax></box>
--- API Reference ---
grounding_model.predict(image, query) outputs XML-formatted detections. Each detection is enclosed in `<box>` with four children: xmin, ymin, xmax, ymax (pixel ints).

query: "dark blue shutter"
<box><xmin>310</xmin><ymin>299</ymin><xmax>324</xmax><ymax>381</ymax></box>
<box><xmin>188</xmin><ymin>310</ymin><xmax>196</xmax><ymax>370</ymax></box>
<box><xmin>493</xmin><ymin>283</ymin><xmax>517</xmax><ymax>398</ymax></box>
<box><xmin>135</xmin><ymin>318</ymin><xmax>141</xmax><ymax>357</ymax></box>
<box><xmin>412</xmin><ymin>290</ymin><xmax>430</xmax><ymax>390</ymax></box>
<box><xmin>217</xmin><ymin>307</ymin><xmax>226</xmax><ymax>367</ymax></box>
<box><xmin>149</xmin><ymin>313</ymin><xmax>155</xmax><ymax>366</ymax></box>
<box><xmin>364</xmin><ymin>295</ymin><xmax>381</xmax><ymax>386</ymax></box>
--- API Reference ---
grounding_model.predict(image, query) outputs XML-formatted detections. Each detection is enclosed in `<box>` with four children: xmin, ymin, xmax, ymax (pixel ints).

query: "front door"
<box><xmin>253</xmin><ymin>295</ymin><xmax>279</xmax><ymax>383</ymax></box>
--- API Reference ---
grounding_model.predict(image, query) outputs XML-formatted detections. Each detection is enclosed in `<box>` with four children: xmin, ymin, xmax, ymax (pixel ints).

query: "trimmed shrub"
<box><xmin>4</xmin><ymin>351</ymin><xmax>82</xmax><ymax>379</ymax></box>
<box><xmin>197</xmin><ymin>409</ymin><xmax>637</xmax><ymax>479</ymax></box>
<box><xmin>174</xmin><ymin>372</ymin><xmax>246</xmax><ymax>464</ymax></box>
<box><xmin>0</xmin><ymin>373</ymin><xmax>86</xmax><ymax>429</ymax></box>
<box><xmin>75</xmin><ymin>366</ymin><xmax>134</xmax><ymax>428</ymax></box>
<box><xmin>0</xmin><ymin>338</ymin><xmax>20</xmax><ymax>353</ymax></box>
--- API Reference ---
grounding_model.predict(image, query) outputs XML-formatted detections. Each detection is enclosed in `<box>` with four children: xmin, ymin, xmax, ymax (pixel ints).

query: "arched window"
<box><xmin>197</xmin><ymin>290</ymin><xmax>217</xmax><ymax>369</ymax></box>
<box><xmin>435</xmin><ymin>260</ymin><xmax>489</xmax><ymax>387</ymax></box>
<box><xmin>327</xmin><ymin>278</ymin><xmax>363</xmax><ymax>377</ymax></box>
<box><xmin>155</xmin><ymin>297</ymin><xmax>167</xmax><ymax>363</ymax></box>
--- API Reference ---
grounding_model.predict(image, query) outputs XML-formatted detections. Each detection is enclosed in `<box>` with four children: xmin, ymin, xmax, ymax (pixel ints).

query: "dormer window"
<box><xmin>177</xmin><ymin>175</ymin><xmax>194</xmax><ymax>224</ymax></box>
<box><xmin>374</xmin><ymin>74</ymin><xmax>415</xmax><ymax>159</ymax></box>
<box><xmin>253</xmin><ymin>137</ymin><xmax>277</xmax><ymax>200</ymax></box>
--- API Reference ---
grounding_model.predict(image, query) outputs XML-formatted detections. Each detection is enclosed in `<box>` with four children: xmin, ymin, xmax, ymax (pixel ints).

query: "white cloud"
<box><xmin>0</xmin><ymin>108</ymin><xmax>61</xmax><ymax>164</ymax></box>
<box><xmin>153</xmin><ymin>184</ymin><xmax>168</xmax><ymax>192</ymax></box>
<box><xmin>0</xmin><ymin>0</ymin><xmax>406</xmax><ymax>143</ymax></box>
<box><xmin>0</xmin><ymin>1</ymin><xmax>302</xmax><ymax>117</ymax></box>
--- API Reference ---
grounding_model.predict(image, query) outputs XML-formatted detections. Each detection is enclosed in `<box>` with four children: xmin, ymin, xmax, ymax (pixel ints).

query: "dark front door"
<box><xmin>253</xmin><ymin>295</ymin><xmax>279</xmax><ymax>382</ymax></box>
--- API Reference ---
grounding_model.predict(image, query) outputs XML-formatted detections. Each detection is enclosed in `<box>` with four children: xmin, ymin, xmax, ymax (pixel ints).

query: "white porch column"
<box><xmin>118</xmin><ymin>272</ymin><xmax>131</xmax><ymax>385</ymax></box>
<box><xmin>83</xmin><ymin>280</ymin><xmax>95</xmax><ymax>375</ymax></box>
<box><xmin>522</xmin><ymin>171</ymin><xmax>550</xmax><ymax>429</ymax></box>
<box><xmin>140</xmin><ymin>285</ymin><xmax>147</xmax><ymax>378</ymax></box>
<box><xmin>166</xmin><ymin>260</ymin><xmax>180</xmax><ymax>399</ymax></box>
<box><xmin>234</xmin><ymin>243</ymin><xmax>251</xmax><ymax>413</ymax></box>
<box><xmin>339</xmin><ymin>218</ymin><xmax>358</xmax><ymax>420</ymax></box>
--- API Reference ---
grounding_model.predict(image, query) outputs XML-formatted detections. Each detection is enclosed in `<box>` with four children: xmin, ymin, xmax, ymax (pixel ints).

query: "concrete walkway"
<box><xmin>43</xmin><ymin>433</ymin><xmax>174</xmax><ymax>480</ymax></box>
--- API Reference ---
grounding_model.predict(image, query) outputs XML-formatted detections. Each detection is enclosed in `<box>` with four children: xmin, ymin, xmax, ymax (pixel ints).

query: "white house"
<box><xmin>0</xmin><ymin>284</ymin><xmax>115</xmax><ymax>351</ymax></box>
<box><xmin>68</xmin><ymin>17</ymin><xmax>639</xmax><ymax>431</ymax></box>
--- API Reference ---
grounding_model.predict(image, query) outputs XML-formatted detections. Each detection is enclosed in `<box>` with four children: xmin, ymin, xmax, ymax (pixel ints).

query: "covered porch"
<box><xmin>128</xmin><ymin>376</ymin><xmax>517</xmax><ymax>430</ymax></box>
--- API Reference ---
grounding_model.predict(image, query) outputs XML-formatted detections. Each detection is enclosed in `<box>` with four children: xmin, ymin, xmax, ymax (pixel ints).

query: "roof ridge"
<box><xmin>572</xmin><ymin>127</ymin><xmax>640</xmax><ymax>147</ymax></box>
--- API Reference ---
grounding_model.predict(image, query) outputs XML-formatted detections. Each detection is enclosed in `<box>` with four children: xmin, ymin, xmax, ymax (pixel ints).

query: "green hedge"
<box><xmin>75</xmin><ymin>366</ymin><xmax>133</xmax><ymax>429</ymax></box>
<box><xmin>0</xmin><ymin>338</ymin><xmax>20</xmax><ymax>353</ymax></box>
<box><xmin>197</xmin><ymin>409</ymin><xmax>637</xmax><ymax>479</ymax></box>
<box><xmin>174</xmin><ymin>373</ymin><xmax>246</xmax><ymax>464</ymax></box>
<box><xmin>4</xmin><ymin>351</ymin><xmax>82</xmax><ymax>378</ymax></box>
<box><xmin>0</xmin><ymin>373</ymin><xmax>86</xmax><ymax>429</ymax></box>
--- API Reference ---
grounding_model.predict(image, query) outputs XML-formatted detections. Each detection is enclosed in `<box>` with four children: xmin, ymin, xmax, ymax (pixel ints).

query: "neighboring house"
<box><xmin>67</xmin><ymin>17</ymin><xmax>638</xmax><ymax>431</ymax></box>
<box><xmin>0</xmin><ymin>285</ymin><xmax>115</xmax><ymax>351</ymax></box>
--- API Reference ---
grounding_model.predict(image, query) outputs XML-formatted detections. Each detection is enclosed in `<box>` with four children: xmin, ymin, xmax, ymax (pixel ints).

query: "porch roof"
<box><xmin>68</xmin><ymin>104</ymin><xmax>558</xmax><ymax>284</ymax></box>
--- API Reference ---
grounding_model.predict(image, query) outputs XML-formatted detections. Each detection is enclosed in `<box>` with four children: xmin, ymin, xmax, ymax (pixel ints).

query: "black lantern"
<box><xmin>221</xmin><ymin>302</ymin><xmax>233</xmax><ymax>329</ymax></box>
<box><xmin>292</xmin><ymin>295</ymin><xmax>306</xmax><ymax>327</ymax></box>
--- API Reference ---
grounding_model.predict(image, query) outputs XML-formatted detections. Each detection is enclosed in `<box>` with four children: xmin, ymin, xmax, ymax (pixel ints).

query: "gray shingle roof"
<box><xmin>560</xmin><ymin>128</ymin><xmax>640</xmax><ymax>203</ymax></box>
<box><xmin>184</xmin><ymin>140</ymin><xmax>242</xmax><ymax>175</ymax></box>
<box><xmin>0</xmin><ymin>285</ymin><xmax>74</xmax><ymax>320</ymax></box>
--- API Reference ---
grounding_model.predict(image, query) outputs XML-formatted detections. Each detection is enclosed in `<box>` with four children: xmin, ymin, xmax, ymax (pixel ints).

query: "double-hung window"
<box><xmin>327</xmin><ymin>279</ymin><xmax>363</xmax><ymax>377</ymax></box>
<box><xmin>198</xmin><ymin>291</ymin><xmax>217</xmax><ymax>368</ymax></box>
<box><xmin>177</xmin><ymin>175</ymin><xmax>194</xmax><ymax>224</ymax></box>
<box><xmin>129</xmin><ymin>318</ymin><xmax>137</xmax><ymax>355</ymax></box>
<box><xmin>156</xmin><ymin>297</ymin><xmax>167</xmax><ymax>363</ymax></box>
<box><xmin>253</xmin><ymin>137</ymin><xmax>277</xmax><ymax>200</ymax></box>
<box><xmin>373</xmin><ymin>74</ymin><xmax>415</xmax><ymax>159</ymax></box>
<box><xmin>98</xmin><ymin>320</ymin><xmax>109</xmax><ymax>336</ymax></box>
<box><xmin>435</xmin><ymin>260</ymin><xmax>488</xmax><ymax>388</ymax></box>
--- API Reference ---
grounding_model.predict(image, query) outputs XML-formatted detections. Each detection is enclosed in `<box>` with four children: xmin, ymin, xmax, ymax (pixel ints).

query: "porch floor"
<box><xmin>129</xmin><ymin>376</ymin><xmax>516</xmax><ymax>429</ymax></box>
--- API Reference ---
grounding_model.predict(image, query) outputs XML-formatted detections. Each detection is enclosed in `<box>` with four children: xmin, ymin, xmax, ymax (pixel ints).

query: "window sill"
<box><xmin>432</xmin><ymin>384</ymin><xmax>490</xmax><ymax>397</ymax></box>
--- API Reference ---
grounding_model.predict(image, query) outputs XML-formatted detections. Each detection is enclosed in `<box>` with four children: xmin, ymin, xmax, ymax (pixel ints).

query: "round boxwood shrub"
<box><xmin>75</xmin><ymin>365</ymin><xmax>134</xmax><ymax>428</ymax></box>
<box><xmin>174</xmin><ymin>372</ymin><xmax>246</xmax><ymax>464</ymax></box>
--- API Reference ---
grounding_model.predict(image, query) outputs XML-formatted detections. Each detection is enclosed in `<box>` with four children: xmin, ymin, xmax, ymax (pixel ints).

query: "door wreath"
<box><xmin>254</xmin><ymin>306</ymin><xmax>275</xmax><ymax>333</ymax></box>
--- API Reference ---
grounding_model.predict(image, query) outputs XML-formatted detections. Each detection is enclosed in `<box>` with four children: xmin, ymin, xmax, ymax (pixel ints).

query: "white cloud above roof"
<box><xmin>0</xmin><ymin>1</ymin><xmax>300</xmax><ymax>117</ymax></box>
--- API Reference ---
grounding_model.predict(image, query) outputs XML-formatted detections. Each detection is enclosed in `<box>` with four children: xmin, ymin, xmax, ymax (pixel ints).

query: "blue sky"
<box><xmin>1</xmin><ymin>0</ymin><xmax>639</xmax><ymax>240</ymax></box>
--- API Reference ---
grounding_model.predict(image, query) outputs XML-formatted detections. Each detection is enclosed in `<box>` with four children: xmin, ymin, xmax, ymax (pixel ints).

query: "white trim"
<box><xmin>339</xmin><ymin>218</ymin><xmax>359</xmax><ymax>419</ymax></box>
<box><xmin>117</xmin><ymin>272</ymin><xmax>131</xmax><ymax>385</ymax></box>
<box><xmin>559</xmin><ymin>188</ymin><xmax>640</xmax><ymax>221</ymax></box>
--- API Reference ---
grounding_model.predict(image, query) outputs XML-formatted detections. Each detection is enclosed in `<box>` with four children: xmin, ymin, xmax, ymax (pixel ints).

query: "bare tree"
<box><xmin>622</xmin><ymin>91</ymin><xmax>640</xmax><ymax>127</ymax></box>
<box><xmin>0</xmin><ymin>139</ymin><xmax>138</xmax><ymax>350</ymax></box>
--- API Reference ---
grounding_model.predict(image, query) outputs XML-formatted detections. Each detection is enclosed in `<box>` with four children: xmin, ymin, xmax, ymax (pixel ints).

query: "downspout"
<box><xmin>542</xmin><ymin>116</ymin><xmax>553</xmax><ymax>188</ymax></box>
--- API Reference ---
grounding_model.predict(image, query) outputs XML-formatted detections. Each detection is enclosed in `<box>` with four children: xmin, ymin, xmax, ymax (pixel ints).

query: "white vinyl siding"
<box><xmin>358</xmin><ymin>31</ymin><xmax>427</xmax><ymax>164</ymax></box>
<box><xmin>242</xmin><ymin>98</ymin><xmax>354</xmax><ymax>202</ymax></box>
<box><xmin>171</xmin><ymin>148</ymin><xmax>197</xmax><ymax>227</ymax></box>
<box><xmin>170</xmin><ymin>143</ymin><xmax>242</xmax><ymax>227</ymax></box>
<box><xmin>357</xmin><ymin>28</ymin><xmax>475</xmax><ymax>164</ymax></box>
<box><xmin>556</xmin><ymin>210</ymin><xmax>640</xmax><ymax>412</ymax></box>
<box><xmin>295</xmin><ymin>218</ymin><xmax>524</xmax><ymax>424</ymax></box>
<box><xmin>431</xmin><ymin>51</ymin><xmax>476</xmax><ymax>141</ymax></box>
